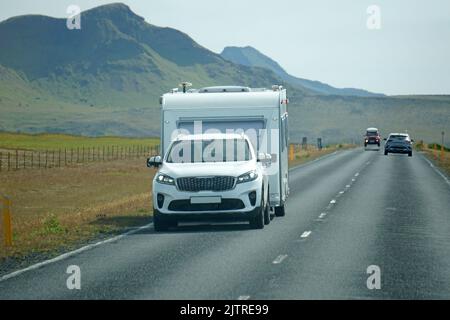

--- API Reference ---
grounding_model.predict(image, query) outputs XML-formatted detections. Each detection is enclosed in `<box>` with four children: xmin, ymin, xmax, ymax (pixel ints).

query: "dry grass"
<box><xmin>288</xmin><ymin>144</ymin><xmax>356</xmax><ymax>168</ymax></box>
<box><xmin>417</xmin><ymin>144</ymin><xmax>450</xmax><ymax>176</ymax></box>
<box><xmin>0</xmin><ymin>159</ymin><xmax>156</xmax><ymax>259</ymax></box>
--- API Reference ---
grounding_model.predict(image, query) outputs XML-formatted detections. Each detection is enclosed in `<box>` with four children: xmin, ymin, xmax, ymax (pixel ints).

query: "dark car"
<box><xmin>364</xmin><ymin>128</ymin><xmax>381</xmax><ymax>149</ymax></box>
<box><xmin>384</xmin><ymin>133</ymin><xmax>413</xmax><ymax>157</ymax></box>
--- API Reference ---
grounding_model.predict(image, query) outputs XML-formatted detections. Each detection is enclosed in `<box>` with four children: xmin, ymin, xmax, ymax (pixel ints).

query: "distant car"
<box><xmin>384</xmin><ymin>133</ymin><xmax>413</xmax><ymax>157</ymax></box>
<box><xmin>364</xmin><ymin>128</ymin><xmax>381</xmax><ymax>149</ymax></box>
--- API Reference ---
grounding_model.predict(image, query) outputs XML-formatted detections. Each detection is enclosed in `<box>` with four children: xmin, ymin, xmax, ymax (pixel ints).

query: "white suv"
<box><xmin>147</xmin><ymin>133</ymin><xmax>271</xmax><ymax>231</ymax></box>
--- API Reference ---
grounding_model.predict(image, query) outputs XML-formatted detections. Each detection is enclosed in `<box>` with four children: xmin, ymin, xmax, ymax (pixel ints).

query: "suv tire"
<box><xmin>275</xmin><ymin>204</ymin><xmax>286</xmax><ymax>217</ymax></box>
<box><xmin>154</xmin><ymin>211</ymin><xmax>176</xmax><ymax>232</ymax></box>
<box><xmin>250</xmin><ymin>193</ymin><xmax>265</xmax><ymax>229</ymax></box>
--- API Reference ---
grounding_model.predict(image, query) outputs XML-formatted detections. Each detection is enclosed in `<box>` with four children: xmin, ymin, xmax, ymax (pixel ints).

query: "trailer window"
<box><xmin>167</xmin><ymin>138</ymin><xmax>252</xmax><ymax>163</ymax></box>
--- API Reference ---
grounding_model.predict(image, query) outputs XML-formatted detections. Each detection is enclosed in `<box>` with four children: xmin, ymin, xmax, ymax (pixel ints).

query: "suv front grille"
<box><xmin>177</xmin><ymin>176</ymin><xmax>235</xmax><ymax>192</ymax></box>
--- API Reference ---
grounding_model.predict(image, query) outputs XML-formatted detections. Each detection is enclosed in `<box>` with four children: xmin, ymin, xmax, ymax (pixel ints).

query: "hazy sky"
<box><xmin>1</xmin><ymin>0</ymin><xmax>449</xmax><ymax>95</ymax></box>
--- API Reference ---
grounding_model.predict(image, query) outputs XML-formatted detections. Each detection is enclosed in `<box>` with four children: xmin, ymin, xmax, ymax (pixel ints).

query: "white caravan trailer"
<box><xmin>158</xmin><ymin>85</ymin><xmax>289</xmax><ymax>216</ymax></box>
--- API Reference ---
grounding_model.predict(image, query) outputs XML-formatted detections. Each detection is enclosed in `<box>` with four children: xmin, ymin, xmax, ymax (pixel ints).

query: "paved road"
<box><xmin>1</xmin><ymin>148</ymin><xmax>450</xmax><ymax>299</ymax></box>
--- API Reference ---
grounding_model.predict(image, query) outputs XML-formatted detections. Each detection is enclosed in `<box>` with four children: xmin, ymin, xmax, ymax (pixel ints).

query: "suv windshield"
<box><xmin>388</xmin><ymin>135</ymin><xmax>408</xmax><ymax>142</ymax></box>
<box><xmin>366</xmin><ymin>131</ymin><xmax>378</xmax><ymax>136</ymax></box>
<box><xmin>167</xmin><ymin>138</ymin><xmax>252</xmax><ymax>163</ymax></box>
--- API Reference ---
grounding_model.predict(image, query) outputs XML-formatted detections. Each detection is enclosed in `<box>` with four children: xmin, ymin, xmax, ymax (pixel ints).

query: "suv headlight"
<box><xmin>237</xmin><ymin>170</ymin><xmax>258</xmax><ymax>184</ymax></box>
<box><xmin>155</xmin><ymin>173</ymin><xmax>175</xmax><ymax>185</ymax></box>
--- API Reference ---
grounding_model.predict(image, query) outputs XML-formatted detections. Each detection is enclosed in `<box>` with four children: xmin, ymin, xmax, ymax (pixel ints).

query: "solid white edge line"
<box><xmin>289</xmin><ymin>150</ymin><xmax>340</xmax><ymax>172</ymax></box>
<box><xmin>238</xmin><ymin>295</ymin><xmax>251</xmax><ymax>300</ymax></box>
<box><xmin>0</xmin><ymin>223</ymin><xmax>153</xmax><ymax>283</ymax></box>
<box><xmin>423</xmin><ymin>156</ymin><xmax>450</xmax><ymax>187</ymax></box>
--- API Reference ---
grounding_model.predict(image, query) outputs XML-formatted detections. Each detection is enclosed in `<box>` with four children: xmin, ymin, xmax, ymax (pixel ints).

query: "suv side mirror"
<box><xmin>147</xmin><ymin>156</ymin><xmax>162</xmax><ymax>168</ymax></box>
<box><xmin>257</xmin><ymin>152</ymin><xmax>272</xmax><ymax>165</ymax></box>
<box><xmin>383</xmin><ymin>138</ymin><xmax>387</xmax><ymax>141</ymax></box>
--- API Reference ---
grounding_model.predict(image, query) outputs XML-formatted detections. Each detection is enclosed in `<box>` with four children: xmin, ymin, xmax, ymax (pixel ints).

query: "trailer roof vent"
<box><xmin>272</xmin><ymin>85</ymin><xmax>283</xmax><ymax>91</ymax></box>
<box><xmin>179</xmin><ymin>82</ymin><xmax>192</xmax><ymax>93</ymax></box>
<box><xmin>199</xmin><ymin>86</ymin><xmax>251</xmax><ymax>93</ymax></box>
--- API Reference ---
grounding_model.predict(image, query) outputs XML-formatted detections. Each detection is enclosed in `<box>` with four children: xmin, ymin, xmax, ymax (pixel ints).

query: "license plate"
<box><xmin>190</xmin><ymin>197</ymin><xmax>222</xmax><ymax>204</ymax></box>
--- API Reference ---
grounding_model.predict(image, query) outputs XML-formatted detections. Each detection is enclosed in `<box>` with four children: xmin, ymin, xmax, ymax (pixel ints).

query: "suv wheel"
<box><xmin>275</xmin><ymin>204</ymin><xmax>286</xmax><ymax>217</ymax></box>
<box><xmin>384</xmin><ymin>150</ymin><xmax>388</xmax><ymax>156</ymax></box>
<box><xmin>153</xmin><ymin>211</ymin><xmax>176</xmax><ymax>232</ymax></box>
<box><xmin>249</xmin><ymin>192</ymin><xmax>264</xmax><ymax>229</ymax></box>
<box><xmin>263</xmin><ymin>202</ymin><xmax>270</xmax><ymax>225</ymax></box>
<box><xmin>408</xmin><ymin>152</ymin><xmax>412</xmax><ymax>157</ymax></box>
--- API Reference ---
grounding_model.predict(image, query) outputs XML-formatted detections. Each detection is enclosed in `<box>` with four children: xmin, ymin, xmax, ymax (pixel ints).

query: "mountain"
<box><xmin>0</xmin><ymin>3</ymin><xmax>312</xmax><ymax>136</ymax></box>
<box><xmin>221</xmin><ymin>46</ymin><xmax>384</xmax><ymax>97</ymax></box>
<box><xmin>0</xmin><ymin>3</ymin><xmax>448</xmax><ymax>143</ymax></box>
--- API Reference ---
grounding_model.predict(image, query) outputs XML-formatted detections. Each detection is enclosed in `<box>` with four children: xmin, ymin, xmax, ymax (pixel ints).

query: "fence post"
<box><xmin>2</xmin><ymin>196</ymin><xmax>13</xmax><ymax>247</ymax></box>
<box><xmin>8</xmin><ymin>152</ymin><xmax>10</xmax><ymax>171</ymax></box>
<box><xmin>23</xmin><ymin>150</ymin><xmax>26</xmax><ymax>169</ymax></box>
<box><xmin>45</xmin><ymin>150</ymin><xmax>48</xmax><ymax>168</ymax></box>
<box><xmin>0</xmin><ymin>151</ymin><xmax>2</xmax><ymax>172</ymax></box>
<box><xmin>15</xmin><ymin>150</ymin><xmax>18</xmax><ymax>170</ymax></box>
<box><xmin>31</xmin><ymin>151</ymin><xmax>34</xmax><ymax>169</ymax></box>
<box><xmin>38</xmin><ymin>151</ymin><xmax>41</xmax><ymax>169</ymax></box>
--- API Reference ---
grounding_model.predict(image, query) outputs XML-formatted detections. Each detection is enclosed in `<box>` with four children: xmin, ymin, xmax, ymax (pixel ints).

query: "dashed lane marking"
<box><xmin>273</xmin><ymin>254</ymin><xmax>288</xmax><ymax>264</ymax></box>
<box><xmin>301</xmin><ymin>231</ymin><xmax>312</xmax><ymax>238</ymax></box>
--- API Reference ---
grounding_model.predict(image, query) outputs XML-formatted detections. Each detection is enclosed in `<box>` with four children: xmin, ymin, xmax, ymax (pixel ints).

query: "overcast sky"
<box><xmin>1</xmin><ymin>0</ymin><xmax>449</xmax><ymax>95</ymax></box>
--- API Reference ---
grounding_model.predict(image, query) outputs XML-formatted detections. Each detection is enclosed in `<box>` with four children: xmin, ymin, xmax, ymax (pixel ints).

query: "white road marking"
<box><xmin>301</xmin><ymin>231</ymin><xmax>312</xmax><ymax>238</ymax></box>
<box><xmin>355</xmin><ymin>173</ymin><xmax>360</xmax><ymax>177</ymax></box>
<box><xmin>352</xmin><ymin>178</ymin><xmax>356</xmax><ymax>182</ymax></box>
<box><xmin>330</xmin><ymin>199</ymin><xmax>337</xmax><ymax>204</ymax></box>
<box><xmin>339</xmin><ymin>191</ymin><xmax>345</xmax><ymax>194</ymax></box>
<box><xmin>423</xmin><ymin>157</ymin><xmax>450</xmax><ymax>187</ymax></box>
<box><xmin>319</xmin><ymin>213</ymin><xmax>327</xmax><ymax>219</ymax></box>
<box><xmin>238</xmin><ymin>295</ymin><xmax>251</xmax><ymax>300</ymax></box>
<box><xmin>273</xmin><ymin>254</ymin><xmax>288</xmax><ymax>264</ymax></box>
<box><xmin>346</xmin><ymin>185</ymin><xmax>351</xmax><ymax>188</ymax></box>
<box><xmin>0</xmin><ymin>223</ymin><xmax>153</xmax><ymax>283</ymax></box>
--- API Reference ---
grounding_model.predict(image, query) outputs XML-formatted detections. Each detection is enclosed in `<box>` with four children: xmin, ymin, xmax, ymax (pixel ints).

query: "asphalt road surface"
<box><xmin>1</xmin><ymin>148</ymin><xmax>450</xmax><ymax>299</ymax></box>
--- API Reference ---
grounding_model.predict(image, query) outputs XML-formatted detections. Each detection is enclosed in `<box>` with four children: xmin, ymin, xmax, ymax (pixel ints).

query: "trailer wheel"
<box><xmin>275</xmin><ymin>204</ymin><xmax>286</xmax><ymax>217</ymax></box>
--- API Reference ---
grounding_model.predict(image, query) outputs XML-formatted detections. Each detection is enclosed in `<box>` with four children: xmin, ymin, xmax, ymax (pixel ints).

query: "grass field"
<box><xmin>0</xmin><ymin>132</ymin><xmax>159</xmax><ymax>151</ymax></box>
<box><xmin>0</xmin><ymin>159</ymin><xmax>156</xmax><ymax>260</ymax></box>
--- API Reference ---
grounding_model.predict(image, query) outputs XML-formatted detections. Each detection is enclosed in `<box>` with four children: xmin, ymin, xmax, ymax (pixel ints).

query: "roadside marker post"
<box><xmin>289</xmin><ymin>144</ymin><xmax>295</xmax><ymax>161</ymax></box>
<box><xmin>1</xmin><ymin>195</ymin><xmax>13</xmax><ymax>247</ymax></box>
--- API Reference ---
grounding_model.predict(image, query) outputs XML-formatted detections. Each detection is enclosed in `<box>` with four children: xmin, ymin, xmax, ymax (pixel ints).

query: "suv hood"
<box><xmin>159</xmin><ymin>161</ymin><xmax>258</xmax><ymax>178</ymax></box>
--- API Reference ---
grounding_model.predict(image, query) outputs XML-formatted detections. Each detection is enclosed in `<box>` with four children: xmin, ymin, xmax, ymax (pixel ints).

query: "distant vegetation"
<box><xmin>0</xmin><ymin>132</ymin><xmax>159</xmax><ymax>151</ymax></box>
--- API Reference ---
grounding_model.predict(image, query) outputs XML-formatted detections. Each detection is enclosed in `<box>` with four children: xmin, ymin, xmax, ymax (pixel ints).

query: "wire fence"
<box><xmin>0</xmin><ymin>145</ymin><xmax>160</xmax><ymax>172</ymax></box>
